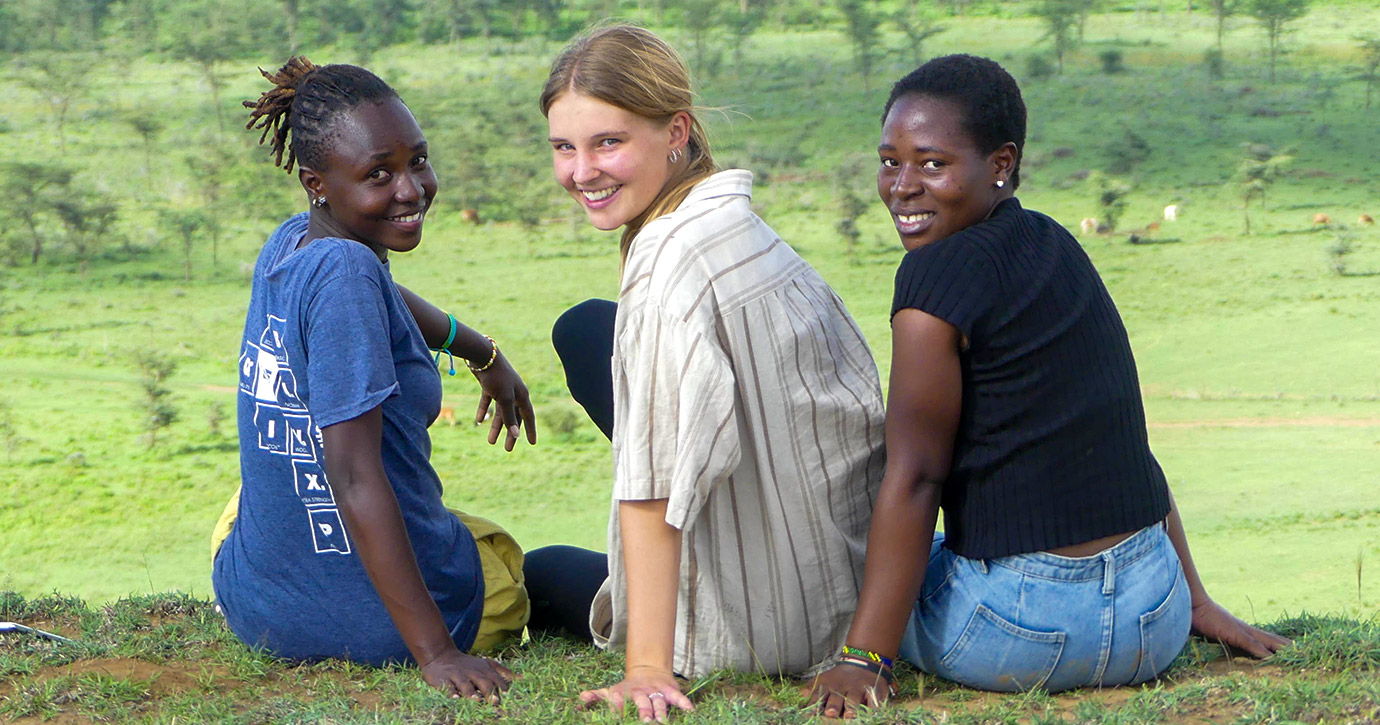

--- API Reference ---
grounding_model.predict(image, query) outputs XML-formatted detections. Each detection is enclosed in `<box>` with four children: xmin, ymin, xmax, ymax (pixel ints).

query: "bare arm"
<box><xmin>579</xmin><ymin>499</ymin><xmax>692</xmax><ymax>723</ymax></box>
<box><xmin>1165</xmin><ymin>488</ymin><xmax>1292</xmax><ymax>658</ymax></box>
<box><xmin>807</xmin><ymin>308</ymin><xmax>963</xmax><ymax>718</ymax></box>
<box><xmin>395</xmin><ymin>284</ymin><xmax>536</xmax><ymax>450</ymax></box>
<box><xmin>321</xmin><ymin>407</ymin><xmax>514</xmax><ymax>699</ymax></box>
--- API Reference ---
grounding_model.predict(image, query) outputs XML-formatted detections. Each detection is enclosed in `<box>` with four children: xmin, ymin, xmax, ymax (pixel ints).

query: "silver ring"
<box><xmin>649</xmin><ymin>692</ymin><xmax>665</xmax><ymax>699</ymax></box>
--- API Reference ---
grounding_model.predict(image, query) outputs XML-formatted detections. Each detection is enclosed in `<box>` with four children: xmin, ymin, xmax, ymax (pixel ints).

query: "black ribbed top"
<box><xmin>892</xmin><ymin>197</ymin><xmax>1170</xmax><ymax>559</ymax></box>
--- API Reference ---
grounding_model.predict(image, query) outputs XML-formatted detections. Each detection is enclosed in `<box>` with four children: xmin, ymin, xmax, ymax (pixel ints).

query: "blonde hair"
<box><xmin>540</xmin><ymin>24</ymin><xmax>717</xmax><ymax>265</ymax></box>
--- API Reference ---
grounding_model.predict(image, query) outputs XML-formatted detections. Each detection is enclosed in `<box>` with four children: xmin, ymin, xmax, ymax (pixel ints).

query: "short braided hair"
<box><xmin>882</xmin><ymin>54</ymin><xmax>1027</xmax><ymax>189</ymax></box>
<box><xmin>242</xmin><ymin>56</ymin><xmax>399</xmax><ymax>173</ymax></box>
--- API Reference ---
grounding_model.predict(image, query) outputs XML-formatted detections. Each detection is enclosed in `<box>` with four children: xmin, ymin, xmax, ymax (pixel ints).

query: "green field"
<box><xmin>3</xmin><ymin>0</ymin><xmax>1379</xmax><ymax>632</ymax></box>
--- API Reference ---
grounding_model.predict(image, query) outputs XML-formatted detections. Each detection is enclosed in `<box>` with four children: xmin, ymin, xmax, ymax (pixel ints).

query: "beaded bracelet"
<box><xmin>466</xmin><ymin>335</ymin><xmax>499</xmax><ymax>373</ymax></box>
<box><xmin>841</xmin><ymin>645</ymin><xmax>894</xmax><ymax>670</ymax></box>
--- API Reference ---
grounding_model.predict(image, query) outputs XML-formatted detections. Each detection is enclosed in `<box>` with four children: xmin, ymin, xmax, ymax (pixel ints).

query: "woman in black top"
<box><xmin>807</xmin><ymin>55</ymin><xmax>1288</xmax><ymax>715</ymax></box>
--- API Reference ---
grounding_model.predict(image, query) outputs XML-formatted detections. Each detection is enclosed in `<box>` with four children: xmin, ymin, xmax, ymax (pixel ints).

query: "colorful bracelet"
<box><xmin>466</xmin><ymin>335</ymin><xmax>499</xmax><ymax>373</ymax></box>
<box><xmin>842</xmin><ymin>645</ymin><xmax>894</xmax><ymax>670</ymax></box>
<box><xmin>835</xmin><ymin>657</ymin><xmax>898</xmax><ymax>696</ymax></box>
<box><xmin>431</xmin><ymin>313</ymin><xmax>459</xmax><ymax>376</ymax></box>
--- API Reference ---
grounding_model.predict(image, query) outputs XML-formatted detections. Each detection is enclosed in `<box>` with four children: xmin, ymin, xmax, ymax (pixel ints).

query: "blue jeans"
<box><xmin>898</xmin><ymin>523</ymin><xmax>1190</xmax><ymax>692</ymax></box>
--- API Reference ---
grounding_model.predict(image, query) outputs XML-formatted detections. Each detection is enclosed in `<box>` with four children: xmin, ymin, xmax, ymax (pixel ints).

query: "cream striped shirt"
<box><xmin>589</xmin><ymin>170</ymin><xmax>886</xmax><ymax>677</ymax></box>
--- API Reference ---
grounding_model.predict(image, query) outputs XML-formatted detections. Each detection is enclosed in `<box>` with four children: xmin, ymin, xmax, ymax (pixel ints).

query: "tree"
<box><xmin>1237</xmin><ymin>142</ymin><xmax>1292</xmax><ymax>233</ymax></box>
<box><xmin>51</xmin><ymin>195</ymin><xmax>119</xmax><ymax>268</ymax></box>
<box><xmin>835</xmin><ymin>161</ymin><xmax>867</xmax><ymax>264</ymax></box>
<box><xmin>159</xmin><ymin>207</ymin><xmax>212</xmax><ymax>281</ymax></box>
<box><xmin>281</xmin><ymin>0</ymin><xmax>302</xmax><ymax>53</ymax></box>
<box><xmin>1247</xmin><ymin>0</ymin><xmax>1309</xmax><ymax>84</ymax></box>
<box><xmin>135</xmin><ymin>351</ymin><xmax>179</xmax><ymax>450</ymax></box>
<box><xmin>1073</xmin><ymin>0</ymin><xmax>1099</xmax><ymax>44</ymax></box>
<box><xmin>185</xmin><ymin>145</ymin><xmax>234</xmax><ymax>267</ymax></box>
<box><xmin>0</xmin><ymin>399</ymin><xmax>25</xmax><ymax>461</ymax></box>
<box><xmin>1211</xmin><ymin>0</ymin><xmax>1236</xmax><ymax>52</ymax></box>
<box><xmin>1091</xmin><ymin>174</ymin><xmax>1130</xmax><ymax>233</ymax></box>
<box><xmin>837</xmin><ymin>0</ymin><xmax>881</xmax><ymax>91</ymax></box>
<box><xmin>1357</xmin><ymin>35</ymin><xmax>1380</xmax><ymax>110</ymax></box>
<box><xmin>123</xmin><ymin>113</ymin><xmax>164</xmax><ymax>182</ymax></box>
<box><xmin>164</xmin><ymin>0</ymin><xmax>281</xmax><ymax>132</ymax></box>
<box><xmin>0</xmin><ymin>162</ymin><xmax>75</xmax><ymax>265</ymax></box>
<box><xmin>1033</xmin><ymin>0</ymin><xmax>1080</xmax><ymax>75</ymax></box>
<box><xmin>892</xmin><ymin>6</ymin><xmax>946</xmax><ymax>65</ymax></box>
<box><xmin>13</xmin><ymin>52</ymin><xmax>93</xmax><ymax>154</ymax></box>
<box><xmin>724</xmin><ymin>5</ymin><xmax>765</xmax><ymax>77</ymax></box>
<box><xmin>679</xmin><ymin>0</ymin><xmax>722</xmax><ymax>76</ymax></box>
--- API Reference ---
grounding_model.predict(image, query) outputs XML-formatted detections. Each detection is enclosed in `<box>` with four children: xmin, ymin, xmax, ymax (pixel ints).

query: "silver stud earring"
<box><xmin>668</xmin><ymin>148</ymin><xmax>682</xmax><ymax>164</ymax></box>
<box><xmin>995</xmin><ymin>180</ymin><xmax>1005</xmax><ymax>188</ymax></box>
<box><xmin>312</xmin><ymin>196</ymin><xmax>327</xmax><ymax>208</ymax></box>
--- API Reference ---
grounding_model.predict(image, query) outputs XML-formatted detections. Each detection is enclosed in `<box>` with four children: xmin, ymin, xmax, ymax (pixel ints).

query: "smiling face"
<box><xmin>546</xmin><ymin>91</ymin><xmax>688</xmax><ymax>231</ymax></box>
<box><xmin>878</xmin><ymin>94</ymin><xmax>1015</xmax><ymax>251</ymax></box>
<box><xmin>299</xmin><ymin>97</ymin><xmax>437</xmax><ymax>261</ymax></box>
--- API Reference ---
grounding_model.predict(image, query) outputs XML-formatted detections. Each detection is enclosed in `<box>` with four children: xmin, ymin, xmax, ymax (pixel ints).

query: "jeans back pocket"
<box><xmin>1131</xmin><ymin>567</ymin><xmax>1191</xmax><ymax>684</ymax></box>
<box><xmin>939</xmin><ymin>603</ymin><xmax>1066</xmax><ymax>692</ymax></box>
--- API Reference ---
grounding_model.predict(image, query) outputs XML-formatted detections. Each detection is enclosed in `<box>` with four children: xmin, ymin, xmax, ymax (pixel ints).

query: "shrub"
<box><xmin>1204</xmin><ymin>48</ymin><xmax>1225</xmax><ymax>78</ymax></box>
<box><xmin>1026</xmin><ymin>53</ymin><xmax>1056</xmax><ymax>79</ymax></box>
<box><xmin>1098</xmin><ymin>49</ymin><xmax>1125</xmax><ymax>74</ymax></box>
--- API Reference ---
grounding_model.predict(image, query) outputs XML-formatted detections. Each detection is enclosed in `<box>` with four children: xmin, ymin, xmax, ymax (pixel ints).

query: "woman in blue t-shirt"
<box><xmin>807</xmin><ymin>55</ymin><xmax>1289</xmax><ymax>715</ymax></box>
<box><xmin>211</xmin><ymin>57</ymin><xmax>535</xmax><ymax>702</ymax></box>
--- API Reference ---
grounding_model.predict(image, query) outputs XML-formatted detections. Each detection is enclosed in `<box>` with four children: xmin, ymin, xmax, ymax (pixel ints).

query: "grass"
<box><xmin>1</xmin><ymin>590</ymin><xmax>1377</xmax><ymax>723</ymax></box>
<box><xmin>0</xmin><ymin>4</ymin><xmax>1379</xmax><ymax>717</ymax></box>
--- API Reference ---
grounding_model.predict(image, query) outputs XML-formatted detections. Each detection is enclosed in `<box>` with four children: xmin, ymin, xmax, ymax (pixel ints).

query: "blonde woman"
<box><xmin>533</xmin><ymin>25</ymin><xmax>885</xmax><ymax>721</ymax></box>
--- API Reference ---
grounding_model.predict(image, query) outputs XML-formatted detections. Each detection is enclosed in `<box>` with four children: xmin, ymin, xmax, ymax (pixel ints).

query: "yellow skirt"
<box><xmin>212</xmin><ymin>488</ymin><xmax>528</xmax><ymax>653</ymax></box>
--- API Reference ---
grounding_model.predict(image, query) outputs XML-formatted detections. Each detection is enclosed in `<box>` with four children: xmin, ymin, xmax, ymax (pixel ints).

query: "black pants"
<box><xmin>522</xmin><ymin>300</ymin><xmax>619</xmax><ymax>641</ymax></box>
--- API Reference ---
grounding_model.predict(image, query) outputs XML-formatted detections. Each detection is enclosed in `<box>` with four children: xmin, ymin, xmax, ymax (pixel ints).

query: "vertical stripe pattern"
<box><xmin>589</xmin><ymin>170</ymin><xmax>886</xmax><ymax>677</ymax></box>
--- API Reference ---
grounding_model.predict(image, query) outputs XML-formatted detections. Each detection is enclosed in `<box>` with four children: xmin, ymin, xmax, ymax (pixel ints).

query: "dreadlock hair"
<box><xmin>882</xmin><ymin>54</ymin><xmax>1027</xmax><ymax>190</ymax></box>
<box><xmin>540</xmin><ymin>25</ymin><xmax>717</xmax><ymax>267</ymax></box>
<box><xmin>243</xmin><ymin>56</ymin><xmax>399</xmax><ymax>174</ymax></box>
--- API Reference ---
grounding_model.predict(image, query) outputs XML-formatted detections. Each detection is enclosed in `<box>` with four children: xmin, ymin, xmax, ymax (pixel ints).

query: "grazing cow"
<box><xmin>1079</xmin><ymin>218</ymin><xmax>1098</xmax><ymax>235</ymax></box>
<box><xmin>1146</xmin><ymin>221</ymin><xmax>1160</xmax><ymax>232</ymax></box>
<box><xmin>1360</xmin><ymin>214</ymin><xmax>1375</xmax><ymax>226</ymax></box>
<box><xmin>461</xmin><ymin>208</ymin><xmax>481</xmax><ymax>224</ymax></box>
<box><xmin>438</xmin><ymin>407</ymin><xmax>456</xmax><ymax>426</ymax></box>
<box><xmin>1313</xmin><ymin>213</ymin><xmax>1332</xmax><ymax>225</ymax></box>
<box><xmin>1163</xmin><ymin>204</ymin><xmax>1180</xmax><ymax>222</ymax></box>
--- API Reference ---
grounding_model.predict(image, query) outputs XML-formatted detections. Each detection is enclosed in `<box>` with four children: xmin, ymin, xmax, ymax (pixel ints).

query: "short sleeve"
<box><xmin>304</xmin><ymin>272</ymin><xmax>399</xmax><ymax>428</ymax></box>
<box><xmin>891</xmin><ymin>240</ymin><xmax>996</xmax><ymax>342</ymax></box>
<box><xmin>611</xmin><ymin>305</ymin><xmax>741</xmax><ymax>531</ymax></box>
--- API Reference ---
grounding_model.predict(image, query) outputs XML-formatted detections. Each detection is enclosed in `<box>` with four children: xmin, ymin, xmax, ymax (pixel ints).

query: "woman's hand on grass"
<box><xmin>1191</xmin><ymin>598</ymin><xmax>1292</xmax><ymax>659</ymax></box>
<box><xmin>471</xmin><ymin>350</ymin><xmax>537</xmax><ymax>451</ymax></box>
<box><xmin>419</xmin><ymin>649</ymin><xmax>516</xmax><ymax>702</ymax></box>
<box><xmin>804</xmin><ymin>664</ymin><xmax>892</xmax><ymax>719</ymax></box>
<box><xmin>579</xmin><ymin>665</ymin><xmax>692</xmax><ymax>723</ymax></box>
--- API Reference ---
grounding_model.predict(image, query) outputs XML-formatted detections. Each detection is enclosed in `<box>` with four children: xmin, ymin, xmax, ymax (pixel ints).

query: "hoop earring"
<box><xmin>668</xmin><ymin>147</ymin><xmax>682</xmax><ymax>164</ymax></box>
<box><xmin>312</xmin><ymin>196</ymin><xmax>327</xmax><ymax>208</ymax></box>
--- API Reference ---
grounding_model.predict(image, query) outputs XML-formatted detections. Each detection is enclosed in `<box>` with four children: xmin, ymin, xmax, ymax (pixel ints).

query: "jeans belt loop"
<box><xmin>1101</xmin><ymin>551</ymin><xmax>1116</xmax><ymax>595</ymax></box>
<box><xmin>972</xmin><ymin>557</ymin><xmax>988</xmax><ymax>574</ymax></box>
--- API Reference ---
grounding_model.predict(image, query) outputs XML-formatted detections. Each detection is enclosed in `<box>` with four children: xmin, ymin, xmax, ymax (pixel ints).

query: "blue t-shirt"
<box><xmin>212</xmin><ymin>213</ymin><xmax>484</xmax><ymax>665</ymax></box>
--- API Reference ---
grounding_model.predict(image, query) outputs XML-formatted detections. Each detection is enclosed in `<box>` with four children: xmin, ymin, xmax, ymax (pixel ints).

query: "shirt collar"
<box><xmin>679</xmin><ymin>169</ymin><xmax>753</xmax><ymax>208</ymax></box>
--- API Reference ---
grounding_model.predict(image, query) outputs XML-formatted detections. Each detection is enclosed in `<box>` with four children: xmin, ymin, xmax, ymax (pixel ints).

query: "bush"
<box><xmin>1099</xmin><ymin>49</ymin><xmax>1125</xmax><ymax>74</ymax></box>
<box><xmin>1026</xmin><ymin>53</ymin><xmax>1056</xmax><ymax>79</ymax></box>
<box><xmin>1204</xmin><ymin>48</ymin><xmax>1225</xmax><ymax>78</ymax></box>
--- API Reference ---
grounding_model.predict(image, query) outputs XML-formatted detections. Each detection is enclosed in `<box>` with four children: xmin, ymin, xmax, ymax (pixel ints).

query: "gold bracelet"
<box><xmin>466</xmin><ymin>335</ymin><xmax>499</xmax><ymax>372</ymax></box>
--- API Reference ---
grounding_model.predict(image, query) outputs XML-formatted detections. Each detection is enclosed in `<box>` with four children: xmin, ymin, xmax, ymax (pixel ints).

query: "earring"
<box><xmin>668</xmin><ymin>147</ymin><xmax>682</xmax><ymax>164</ymax></box>
<box><xmin>995</xmin><ymin>180</ymin><xmax>1005</xmax><ymax>188</ymax></box>
<box><xmin>312</xmin><ymin>196</ymin><xmax>327</xmax><ymax>208</ymax></box>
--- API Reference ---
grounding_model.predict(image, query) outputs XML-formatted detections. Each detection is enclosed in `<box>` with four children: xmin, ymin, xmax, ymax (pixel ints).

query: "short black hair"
<box><xmin>243</xmin><ymin>57</ymin><xmax>399</xmax><ymax>173</ymax></box>
<box><xmin>882</xmin><ymin>54</ymin><xmax>1027</xmax><ymax>190</ymax></box>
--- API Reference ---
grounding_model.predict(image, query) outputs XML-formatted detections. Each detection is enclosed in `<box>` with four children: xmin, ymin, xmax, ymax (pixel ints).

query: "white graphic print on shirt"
<box><xmin>238</xmin><ymin>314</ymin><xmax>352</xmax><ymax>555</ymax></box>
